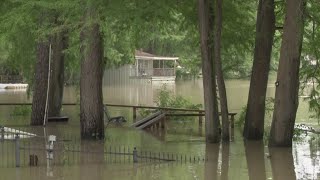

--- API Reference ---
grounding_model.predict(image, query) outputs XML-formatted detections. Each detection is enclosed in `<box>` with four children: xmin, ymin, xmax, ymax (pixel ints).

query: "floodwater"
<box><xmin>0</xmin><ymin>76</ymin><xmax>319</xmax><ymax>180</ymax></box>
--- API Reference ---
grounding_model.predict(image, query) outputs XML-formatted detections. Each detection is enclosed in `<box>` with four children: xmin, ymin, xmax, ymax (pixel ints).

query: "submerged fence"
<box><xmin>0</xmin><ymin>130</ymin><xmax>207</xmax><ymax>168</ymax></box>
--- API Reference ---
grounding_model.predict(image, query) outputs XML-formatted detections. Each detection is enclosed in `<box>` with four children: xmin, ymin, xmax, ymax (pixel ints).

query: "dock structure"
<box><xmin>0</xmin><ymin>103</ymin><xmax>237</xmax><ymax>130</ymax></box>
<box><xmin>131</xmin><ymin>111</ymin><xmax>166</xmax><ymax>130</ymax></box>
<box><xmin>0</xmin><ymin>126</ymin><xmax>36</xmax><ymax>140</ymax></box>
<box><xmin>0</xmin><ymin>83</ymin><xmax>28</xmax><ymax>89</ymax></box>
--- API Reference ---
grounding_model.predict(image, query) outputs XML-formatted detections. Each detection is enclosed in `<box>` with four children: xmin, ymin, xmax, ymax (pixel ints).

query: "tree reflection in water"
<box><xmin>269</xmin><ymin>147</ymin><xmax>296</xmax><ymax>180</ymax></box>
<box><xmin>293</xmin><ymin>135</ymin><xmax>320</xmax><ymax>180</ymax></box>
<box><xmin>221</xmin><ymin>142</ymin><xmax>230</xmax><ymax>180</ymax></box>
<box><xmin>204</xmin><ymin>143</ymin><xmax>220</xmax><ymax>180</ymax></box>
<box><xmin>204</xmin><ymin>142</ymin><xmax>230</xmax><ymax>180</ymax></box>
<box><xmin>80</xmin><ymin>140</ymin><xmax>104</xmax><ymax>180</ymax></box>
<box><xmin>245</xmin><ymin>140</ymin><xmax>266</xmax><ymax>180</ymax></box>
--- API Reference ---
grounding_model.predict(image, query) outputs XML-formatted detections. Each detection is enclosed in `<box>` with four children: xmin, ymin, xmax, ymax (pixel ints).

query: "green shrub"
<box><xmin>236</xmin><ymin>105</ymin><xmax>247</xmax><ymax>127</ymax></box>
<box><xmin>138</xmin><ymin>85</ymin><xmax>202</xmax><ymax>122</ymax></box>
<box><xmin>11</xmin><ymin>105</ymin><xmax>31</xmax><ymax>116</ymax></box>
<box><xmin>156</xmin><ymin>85</ymin><xmax>202</xmax><ymax>109</ymax></box>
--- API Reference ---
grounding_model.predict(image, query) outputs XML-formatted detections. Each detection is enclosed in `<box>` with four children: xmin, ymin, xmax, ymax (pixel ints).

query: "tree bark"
<box><xmin>243</xmin><ymin>0</ymin><xmax>275</xmax><ymax>140</ymax></box>
<box><xmin>269</xmin><ymin>0</ymin><xmax>305</xmax><ymax>147</ymax></box>
<box><xmin>198</xmin><ymin>0</ymin><xmax>220</xmax><ymax>143</ymax></box>
<box><xmin>214</xmin><ymin>0</ymin><xmax>229</xmax><ymax>141</ymax></box>
<box><xmin>48</xmin><ymin>31</ymin><xmax>68</xmax><ymax>117</ymax></box>
<box><xmin>31</xmin><ymin>41</ymin><xmax>50</xmax><ymax>125</ymax></box>
<box><xmin>80</xmin><ymin>4</ymin><xmax>104</xmax><ymax>139</ymax></box>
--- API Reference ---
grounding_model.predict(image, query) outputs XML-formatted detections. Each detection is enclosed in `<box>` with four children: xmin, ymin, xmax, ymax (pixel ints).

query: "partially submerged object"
<box><xmin>295</xmin><ymin>123</ymin><xmax>320</xmax><ymax>134</ymax></box>
<box><xmin>48</xmin><ymin>116</ymin><xmax>69</xmax><ymax>122</ymax></box>
<box><xmin>0</xmin><ymin>83</ymin><xmax>28</xmax><ymax>89</ymax></box>
<box><xmin>0</xmin><ymin>126</ymin><xmax>37</xmax><ymax>140</ymax></box>
<box><xmin>103</xmin><ymin>106</ymin><xmax>126</xmax><ymax>125</ymax></box>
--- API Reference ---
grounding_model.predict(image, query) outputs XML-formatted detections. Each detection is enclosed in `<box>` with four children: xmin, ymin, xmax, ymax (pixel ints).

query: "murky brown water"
<box><xmin>0</xmin><ymin>78</ymin><xmax>319</xmax><ymax>180</ymax></box>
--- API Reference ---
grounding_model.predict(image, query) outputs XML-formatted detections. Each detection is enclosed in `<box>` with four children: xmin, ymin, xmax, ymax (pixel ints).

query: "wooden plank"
<box><xmin>136</xmin><ymin>113</ymin><xmax>166</xmax><ymax>130</ymax></box>
<box><xmin>105</xmin><ymin>104</ymin><xmax>204</xmax><ymax>112</ymax></box>
<box><xmin>131</xmin><ymin>111</ymin><xmax>162</xmax><ymax>127</ymax></box>
<box><xmin>166</xmin><ymin>113</ymin><xmax>205</xmax><ymax>116</ymax></box>
<box><xmin>165</xmin><ymin>113</ymin><xmax>237</xmax><ymax>117</ymax></box>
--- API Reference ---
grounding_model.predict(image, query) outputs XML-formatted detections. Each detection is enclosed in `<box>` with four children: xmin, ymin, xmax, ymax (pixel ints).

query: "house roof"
<box><xmin>135</xmin><ymin>50</ymin><xmax>179</xmax><ymax>61</ymax></box>
<box><xmin>135</xmin><ymin>50</ymin><xmax>155</xmax><ymax>57</ymax></box>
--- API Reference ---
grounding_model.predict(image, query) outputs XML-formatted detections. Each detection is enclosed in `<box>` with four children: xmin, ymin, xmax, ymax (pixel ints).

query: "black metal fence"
<box><xmin>0</xmin><ymin>130</ymin><xmax>207</xmax><ymax>168</ymax></box>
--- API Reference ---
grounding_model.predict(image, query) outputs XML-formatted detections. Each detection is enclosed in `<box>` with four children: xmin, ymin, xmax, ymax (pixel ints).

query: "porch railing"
<box><xmin>138</xmin><ymin>68</ymin><xmax>175</xmax><ymax>76</ymax></box>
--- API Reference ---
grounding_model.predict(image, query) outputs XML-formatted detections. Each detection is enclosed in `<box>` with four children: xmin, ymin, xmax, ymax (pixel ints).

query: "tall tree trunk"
<box><xmin>198</xmin><ymin>0</ymin><xmax>220</xmax><ymax>143</ymax></box>
<box><xmin>48</xmin><ymin>31</ymin><xmax>68</xmax><ymax>117</ymax></box>
<box><xmin>269</xmin><ymin>0</ymin><xmax>305</xmax><ymax>147</ymax></box>
<box><xmin>80</xmin><ymin>9</ymin><xmax>104</xmax><ymax>139</ymax></box>
<box><xmin>31</xmin><ymin>41</ymin><xmax>50</xmax><ymax>125</ymax></box>
<box><xmin>243</xmin><ymin>0</ymin><xmax>275</xmax><ymax>140</ymax></box>
<box><xmin>214</xmin><ymin>0</ymin><xmax>229</xmax><ymax>141</ymax></box>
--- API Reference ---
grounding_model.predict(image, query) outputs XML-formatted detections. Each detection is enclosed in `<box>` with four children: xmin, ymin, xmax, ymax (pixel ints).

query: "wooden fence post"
<box><xmin>133</xmin><ymin>147</ymin><xmax>138</xmax><ymax>163</ymax></box>
<box><xmin>198</xmin><ymin>112</ymin><xmax>203</xmax><ymax>128</ymax></box>
<box><xmin>161</xmin><ymin>117</ymin><xmax>166</xmax><ymax>130</ymax></box>
<box><xmin>15</xmin><ymin>134</ymin><xmax>20</xmax><ymax>167</ymax></box>
<box><xmin>133</xmin><ymin>107</ymin><xmax>137</xmax><ymax>122</ymax></box>
<box><xmin>230</xmin><ymin>114</ymin><xmax>235</xmax><ymax>141</ymax></box>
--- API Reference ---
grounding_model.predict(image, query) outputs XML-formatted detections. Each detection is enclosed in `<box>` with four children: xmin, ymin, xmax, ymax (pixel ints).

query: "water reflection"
<box><xmin>293</xmin><ymin>136</ymin><xmax>320</xmax><ymax>180</ymax></box>
<box><xmin>269</xmin><ymin>147</ymin><xmax>296</xmax><ymax>180</ymax></box>
<box><xmin>204</xmin><ymin>143</ymin><xmax>220</xmax><ymax>180</ymax></box>
<box><xmin>0</xmin><ymin>78</ymin><xmax>320</xmax><ymax>179</ymax></box>
<box><xmin>221</xmin><ymin>143</ymin><xmax>230</xmax><ymax>180</ymax></box>
<box><xmin>244</xmin><ymin>141</ymin><xmax>266</xmax><ymax>180</ymax></box>
<box><xmin>80</xmin><ymin>140</ymin><xmax>104</xmax><ymax>180</ymax></box>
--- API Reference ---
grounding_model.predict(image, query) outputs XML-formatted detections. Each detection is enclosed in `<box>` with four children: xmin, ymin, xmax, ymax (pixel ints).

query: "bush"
<box><xmin>156</xmin><ymin>85</ymin><xmax>202</xmax><ymax>109</ymax></box>
<box><xmin>11</xmin><ymin>105</ymin><xmax>31</xmax><ymax>116</ymax></box>
<box><xmin>138</xmin><ymin>85</ymin><xmax>202</xmax><ymax>121</ymax></box>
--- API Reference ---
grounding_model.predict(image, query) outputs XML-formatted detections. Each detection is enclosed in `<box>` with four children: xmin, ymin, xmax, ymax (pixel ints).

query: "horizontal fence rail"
<box><xmin>0</xmin><ymin>103</ymin><xmax>237</xmax><ymax>118</ymax></box>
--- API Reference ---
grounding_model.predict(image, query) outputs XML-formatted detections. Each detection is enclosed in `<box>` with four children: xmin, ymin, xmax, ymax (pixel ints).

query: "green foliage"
<box><xmin>138</xmin><ymin>85</ymin><xmax>202</xmax><ymax>119</ymax></box>
<box><xmin>220</xmin><ymin>0</ymin><xmax>256</xmax><ymax>78</ymax></box>
<box><xmin>265</xmin><ymin>97</ymin><xmax>275</xmax><ymax>120</ymax></box>
<box><xmin>299</xmin><ymin>1</ymin><xmax>320</xmax><ymax>124</ymax></box>
<box><xmin>236</xmin><ymin>105</ymin><xmax>247</xmax><ymax>127</ymax></box>
<box><xmin>11</xmin><ymin>105</ymin><xmax>31</xmax><ymax>116</ymax></box>
<box><xmin>0</xmin><ymin>0</ymin><xmax>260</xmax><ymax>86</ymax></box>
<box><xmin>236</xmin><ymin>97</ymin><xmax>275</xmax><ymax>127</ymax></box>
<box><xmin>138</xmin><ymin>108</ymin><xmax>153</xmax><ymax>118</ymax></box>
<box><xmin>176</xmin><ymin>56</ymin><xmax>201</xmax><ymax>79</ymax></box>
<box><xmin>156</xmin><ymin>85</ymin><xmax>202</xmax><ymax>123</ymax></box>
<box><xmin>156</xmin><ymin>85</ymin><xmax>202</xmax><ymax>110</ymax></box>
<box><xmin>292</xmin><ymin>128</ymin><xmax>305</xmax><ymax>141</ymax></box>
